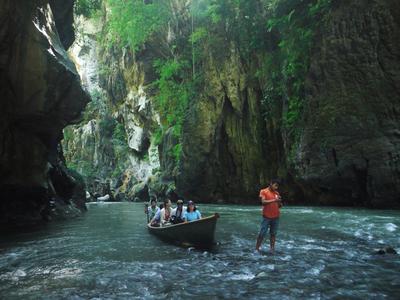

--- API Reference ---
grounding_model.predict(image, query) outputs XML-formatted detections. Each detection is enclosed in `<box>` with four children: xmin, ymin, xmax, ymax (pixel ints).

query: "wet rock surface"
<box><xmin>0</xmin><ymin>0</ymin><xmax>89</xmax><ymax>229</ymax></box>
<box><xmin>294</xmin><ymin>0</ymin><xmax>400</xmax><ymax>207</ymax></box>
<box><xmin>374</xmin><ymin>246</ymin><xmax>398</xmax><ymax>255</ymax></box>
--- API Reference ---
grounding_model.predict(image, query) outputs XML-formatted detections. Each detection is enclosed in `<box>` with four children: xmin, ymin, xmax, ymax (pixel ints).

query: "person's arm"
<box><xmin>261</xmin><ymin>198</ymin><xmax>280</xmax><ymax>205</ymax></box>
<box><xmin>183</xmin><ymin>212</ymin><xmax>188</xmax><ymax>222</ymax></box>
<box><xmin>149</xmin><ymin>213</ymin><xmax>156</xmax><ymax>224</ymax></box>
<box><xmin>197</xmin><ymin>210</ymin><xmax>202</xmax><ymax>219</ymax></box>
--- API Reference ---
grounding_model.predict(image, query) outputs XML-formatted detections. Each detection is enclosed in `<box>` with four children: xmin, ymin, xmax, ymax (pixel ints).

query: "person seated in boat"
<box><xmin>146</xmin><ymin>196</ymin><xmax>160</xmax><ymax>221</ymax></box>
<box><xmin>183</xmin><ymin>200</ymin><xmax>201</xmax><ymax>222</ymax></box>
<box><xmin>171</xmin><ymin>199</ymin><xmax>186</xmax><ymax>224</ymax></box>
<box><xmin>159</xmin><ymin>198</ymin><xmax>173</xmax><ymax>226</ymax></box>
<box><xmin>150</xmin><ymin>203</ymin><xmax>163</xmax><ymax>227</ymax></box>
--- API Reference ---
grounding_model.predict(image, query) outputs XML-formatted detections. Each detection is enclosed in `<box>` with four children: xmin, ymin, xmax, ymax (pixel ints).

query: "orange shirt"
<box><xmin>259</xmin><ymin>187</ymin><xmax>280</xmax><ymax>218</ymax></box>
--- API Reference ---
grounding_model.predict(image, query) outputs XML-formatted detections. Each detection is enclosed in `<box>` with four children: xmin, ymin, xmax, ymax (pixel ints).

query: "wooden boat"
<box><xmin>147</xmin><ymin>213</ymin><xmax>219</xmax><ymax>247</ymax></box>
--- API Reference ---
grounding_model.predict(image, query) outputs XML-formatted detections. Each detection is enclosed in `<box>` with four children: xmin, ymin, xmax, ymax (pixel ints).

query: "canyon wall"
<box><xmin>0</xmin><ymin>0</ymin><xmax>89</xmax><ymax>229</ymax></box>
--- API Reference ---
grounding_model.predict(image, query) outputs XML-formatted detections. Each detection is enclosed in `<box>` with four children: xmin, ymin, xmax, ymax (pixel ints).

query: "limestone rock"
<box><xmin>63</xmin><ymin>14</ymin><xmax>161</xmax><ymax>200</ymax></box>
<box><xmin>177</xmin><ymin>45</ymin><xmax>270</xmax><ymax>202</ymax></box>
<box><xmin>0</xmin><ymin>0</ymin><xmax>89</xmax><ymax>229</ymax></box>
<box><xmin>293</xmin><ymin>0</ymin><xmax>400</xmax><ymax>207</ymax></box>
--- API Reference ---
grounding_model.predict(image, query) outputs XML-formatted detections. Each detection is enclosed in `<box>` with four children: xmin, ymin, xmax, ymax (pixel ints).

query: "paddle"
<box><xmin>144</xmin><ymin>203</ymin><xmax>149</xmax><ymax>223</ymax></box>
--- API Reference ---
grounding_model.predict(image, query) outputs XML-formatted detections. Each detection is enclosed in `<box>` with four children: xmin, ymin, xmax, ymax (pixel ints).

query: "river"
<box><xmin>0</xmin><ymin>203</ymin><xmax>399</xmax><ymax>299</ymax></box>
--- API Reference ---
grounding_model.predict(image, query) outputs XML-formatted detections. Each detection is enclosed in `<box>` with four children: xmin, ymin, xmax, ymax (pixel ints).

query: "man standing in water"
<box><xmin>256</xmin><ymin>179</ymin><xmax>282</xmax><ymax>253</ymax></box>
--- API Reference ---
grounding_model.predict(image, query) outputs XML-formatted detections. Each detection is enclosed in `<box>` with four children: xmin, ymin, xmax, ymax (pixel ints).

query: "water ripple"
<box><xmin>0</xmin><ymin>203</ymin><xmax>399</xmax><ymax>299</ymax></box>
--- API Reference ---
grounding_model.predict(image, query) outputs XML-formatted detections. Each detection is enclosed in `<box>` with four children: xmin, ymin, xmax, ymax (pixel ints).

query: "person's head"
<box><xmin>269</xmin><ymin>179</ymin><xmax>280</xmax><ymax>191</ymax></box>
<box><xmin>150</xmin><ymin>196</ymin><xmax>157</xmax><ymax>207</ymax></box>
<box><xmin>187</xmin><ymin>200</ymin><xmax>196</xmax><ymax>212</ymax></box>
<box><xmin>176</xmin><ymin>199</ymin><xmax>184</xmax><ymax>209</ymax></box>
<box><xmin>164</xmin><ymin>198</ymin><xmax>171</xmax><ymax>209</ymax></box>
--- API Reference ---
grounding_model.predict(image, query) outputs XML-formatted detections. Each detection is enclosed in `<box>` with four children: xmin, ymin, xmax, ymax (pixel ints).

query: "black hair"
<box><xmin>270</xmin><ymin>178</ymin><xmax>280</xmax><ymax>185</ymax></box>
<box><xmin>188</xmin><ymin>202</ymin><xmax>197</xmax><ymax>211</ymax></box>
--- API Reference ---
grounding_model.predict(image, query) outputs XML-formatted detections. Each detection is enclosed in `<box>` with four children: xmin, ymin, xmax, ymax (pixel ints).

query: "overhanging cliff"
<box><xmin>0</xmin><ymin>0</ymin><xmax>90</xmax><ymax>229</ymax></box>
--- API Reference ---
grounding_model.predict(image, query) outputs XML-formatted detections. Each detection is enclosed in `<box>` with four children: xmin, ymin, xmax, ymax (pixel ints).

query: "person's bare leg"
<box><xmin>256</xmin><ymin>235</ymin><xmax>263</xmax><ymax>252</ymax></box>
<box><xmin>270</xmin><ymin>235</ymin><xmax>276</xmax><ymax>253</ymax></box>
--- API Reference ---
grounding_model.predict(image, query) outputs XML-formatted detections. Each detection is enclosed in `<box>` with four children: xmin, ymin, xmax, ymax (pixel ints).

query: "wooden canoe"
<box><xmin>147</xmin><ymin>213</ymin><xmax>219</xmax><ymax>247</ymax></box>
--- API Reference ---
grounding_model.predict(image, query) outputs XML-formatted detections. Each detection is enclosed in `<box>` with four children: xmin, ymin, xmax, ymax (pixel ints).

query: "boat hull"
<box><xmin>147</xmin><ymin>214</ymin><xmax>219</xmax><ymax>247</ymax></box>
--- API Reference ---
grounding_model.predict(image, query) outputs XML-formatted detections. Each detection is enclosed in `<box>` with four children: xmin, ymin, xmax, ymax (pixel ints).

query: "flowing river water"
<box><xmin>0</xmin><ymin>203</ymin><xmax>399</xmax><ymax>299</ymax></box>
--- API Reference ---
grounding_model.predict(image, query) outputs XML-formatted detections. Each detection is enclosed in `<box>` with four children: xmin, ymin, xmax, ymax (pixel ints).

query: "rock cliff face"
<box><xmin>0</xmin><ymin>0</ymin><xmax>89</xmax><ymax>229</ymax></box>
<box><xmin>63</xmin><ymin>15</ymin><xmax>161</xmax><ymax>201</ymax></box>
<box><xmin>293</xmin><ymin>0</ymin><xmax>400</xmax><ymax>207</ymax></box>
<box><xmin>177</xmin><ymin>48</ymin><xmax>271</xmax><ymax>202</ymax></box>
<box><xmin>63</xmin><ymin>0</ymin><xmax>399</xmax><ymax>208</ymax></box>
<box><xmin>174</xmin><ymin>0</ymin><xmax>400</xmax><ymax>207</ymax></box>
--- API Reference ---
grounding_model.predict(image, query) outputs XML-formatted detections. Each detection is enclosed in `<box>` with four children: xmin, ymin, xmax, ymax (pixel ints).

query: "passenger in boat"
<box><xmin>171</xmin><ymin>199</ymin><xmax>186</xmax><ymax>224</ymax></box>
<box><xmin>183</xmin><ymin>200</ymin><xmax>201</xmax><ymax>222</ymax></box>
<box><xmin>150</xmin><ymin>203</ymin><xmax>163</xmax><ymax>227</ymax></box>
<box><xmin>159</xmin><ymin>198</ymin><xmax>173</xmax><ymax>226</ymax></box>
<box><xmin>146</xmin><ymin>197</ymin><xmax>160</xmax><ymax>221</ymax></box>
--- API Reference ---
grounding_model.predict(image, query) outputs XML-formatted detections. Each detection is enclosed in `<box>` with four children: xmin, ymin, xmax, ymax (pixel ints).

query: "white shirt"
<box><xmin>171</xmin><ymin>206</ymin><xmax>187</xmax><ymax>218</ymax></box>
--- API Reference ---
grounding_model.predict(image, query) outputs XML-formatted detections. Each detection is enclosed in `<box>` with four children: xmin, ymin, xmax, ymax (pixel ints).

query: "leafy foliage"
<box><xmin>152</xmin><ymin>59</ymin><xmax>194</xmax><ymax>162</ymax></box>
<box><xmin>67</xmin><ymin>159</ymin><xmax>96</xmax><ymax>179</ymax></box>
<box><xmin>98</xmin><ymin>115</ymin><xmax>116</xmax><ymax>138</ymax></box>
<box><xmin>112</xmin><ymin>123</ymin><xmax>129</xmax><ymax>161</ymax></box>
<box><xmin>153</xmin><ymin>59</ymin><xmax>192</xmax><ymax>137</ymax></box>
<box><xmin>74</xmin><ymin>0</ymin><xmax>101</xmax><ymax>17</ymax></box>
<box><xmin>262</xmin><ymin>0</ymin><xmax>332</xmax><ymax>128</ymax></box>
<box><xmin>104</xmin><ymin>0</ymin><xmax>170</xmax><ymax>51</ymax></box>
<box><xmin>90</xmin><ymin>0</ymin><xmax>332</xmax><ymax>169</ymax></box>
<box><xmin>171</xmin><ymin>143</ymin><xmax>182</xmax><ymax>163</ymax></box>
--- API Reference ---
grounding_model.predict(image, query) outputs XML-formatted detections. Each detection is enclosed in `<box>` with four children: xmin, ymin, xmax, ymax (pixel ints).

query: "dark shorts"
<box><xmin>258</xmin><ymin>217</ymin><xmax>279</xmax><ymax>237</ymax></box>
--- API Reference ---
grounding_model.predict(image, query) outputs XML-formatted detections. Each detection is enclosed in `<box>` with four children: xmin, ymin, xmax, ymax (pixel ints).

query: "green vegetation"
<box><xmin>152</xmin><ymin>59</ymin><xmax>194</xmax><ymax>162</ymax></box>
<box><xmin>152</xmin><ymin>127</ymin><xmax>163</xmax><ymax>146</ymax></box>
<box><xmin>98</xmin><ymin>115</ymin><xmax>116</xmax><ymax>137</ymax></box>
<box><xmin>77</xmin><ymin>0</ymin><xmax>332</xmax><ymax>171</ymax></box>
<box><xmin>263</xmin><ymin>0</ymin><xmax>332</xmax><ymax>131</ymax></box>
<box><xmin>104</xmin><ymin>0</ymin><xmax>170</xmax><ymax>51</ymax></box>
<box><xmin>153</xmin><ymin>59</ymin><xmax>193</xmax><ymax>137</ymax></box>
<box><xmin>74</xmin><ymin>0</ymin><xmax>101</xmax><ymax>18</ymax></box>
<box><xmin>171</xmin><ymin>144</ymin><xmax>182</xmax><ymax>163</ymax></box>
<box><xmin>100</xmin><ymin>0</ymin><xmax>189</xmax><ymax>163</ymax></box>
<box><xmin>112</xmin><ymin>122</ymin><xmax>129</xmax><ymax>161</ymax></box>
<box><xmin>67</xmin><ymin>159</ymin><xmax>96</xmax><ymax>179</ymax></box>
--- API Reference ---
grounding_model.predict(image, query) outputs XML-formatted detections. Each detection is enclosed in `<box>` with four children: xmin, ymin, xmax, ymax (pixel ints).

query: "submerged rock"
<box><xmin>374</xmin><ymin>247</ymin><xmax>398</xmax><ymax>255</ymax></box>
